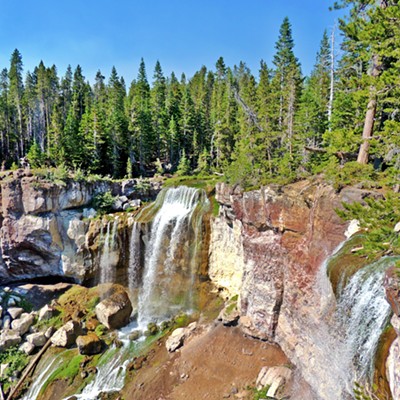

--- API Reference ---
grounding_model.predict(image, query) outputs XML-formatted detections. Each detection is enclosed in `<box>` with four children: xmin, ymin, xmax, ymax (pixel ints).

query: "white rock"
<box><xmin>3</xmin><ymin>315</ymin><xmax>11</xmax><ymax>330</ymax></box>
<box><xmin>83</xmin><ymin>207</ymin><xmax>97</xmax><ymax>219</ymax></box>
<box><xmin>45</xmin><ymin>326</ymin><xmax>56</xmax><ymax>339</ymax></box>
<box><xmin>27</xmin><ymin>332</ymin><xmax>47</xmax><ymax>347</ymax></box>
<box><xmin>0</xmin><ymin>330</ymin><xmax>22</xmax><ymax>350</ymax></box>
<box><xmin>38</xmin><ymin>304</ymin><xmax>55</xmax><ymax>321</ymax></box>
<box><xmin>11</xmin><ymin>313</ymin><xmax>34</xmax><ymax>335</ymax></box>
<box><xmin>7</xmin><ymin>307</ymin><xmax>24</xmax><ymax>320</ymax></box>
<box><xmin>395</xmin><ymin>221</ymin><xmax>400</xmax><ymax>233</ymax></box>
<box><xmin>166</xmin><ymin>327</ymin><xmax>187</xmax><ymax>352</ymax></box>
<box><xmin>256</xmin><ymin>366</ymin><xmax>292</xmax><ymax>397</ymax></box>
<box><xmin>345</xmin><ymin>219</ymin><xmax>361</xmax><ymax>238</ymax></box>
<box><xmin>51</xmin><ymin>320</ymin><xmax>81</xmax><ymax>347</ymax></box>
<box><xmin>20</xmin><ymin>341</ymin><xmax>36</xmax><ymax>355</ymax></box>
<box><xmin>0</xmin><ymin>363</ymin><xmax>9</xmax><ymax>378</ymax></box>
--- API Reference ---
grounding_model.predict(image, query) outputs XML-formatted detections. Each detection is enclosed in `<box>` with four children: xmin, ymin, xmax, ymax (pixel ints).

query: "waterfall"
<box><xmin>136</xmin><ymin>186</ymin><xmax>209</xmax><ymax>326</ymax></box>
<box><xmin>128</xmin><ymin>220</ymin><xmax>141</xmax><ymax>292</ymax></box>
<box><xmin>99</xmin><ymin>217</ymin><xmax>119</xmax><ymax>284</ymax></box>
<box><xmin>64</xmin><ymin>345</ymin><xmax>130</xmax><ymax>400</ymax></box>
<box><xmin>289</xmin><ymin>254</ymin><xmax>394</xmax><ymax>400</ymax></box>
<box><xmin>21</xmin><ymin>354</ymin><xmax>64</xmax><ymax>400</ymax></box>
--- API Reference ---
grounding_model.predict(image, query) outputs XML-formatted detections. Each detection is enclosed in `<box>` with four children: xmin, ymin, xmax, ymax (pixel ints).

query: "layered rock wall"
<box><xmin>208</xmin><ymin>180</ymin><xmax>382</xmax><ymax>398</ymax></box>
<box><xmin>0</xmin><ymin>172</ymin><xmax>160</xmax><ymax>283</ymax></box>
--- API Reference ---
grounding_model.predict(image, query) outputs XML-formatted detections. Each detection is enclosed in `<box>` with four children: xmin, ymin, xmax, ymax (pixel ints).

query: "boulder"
<box><xmin>7</xmin><ymin>307</ymin><xmax>24</xmax><ymax>320</ymax></box>
<box><xmin>83</xmin><ymin>208</ymin><xmax>97</xmax><ymax>219</ymax></box>
<box><xmin>11</xmin><ymin>313</ymin><xmax>34</xmax><ymax>335</ymax></box>
<box><xmin>95</xmin><ymin>290</ymin><xmax>132</xmax><ymax>329</ymax></box>
<box><xmin>0</xmin><ymin>330</ymin><xmax>22</xmax><ymax>351</ymax></box>
<box><xmin>45</xmin><ymin>326</ymin><xmax>56</xmax><ymax>339</ymax></box>
<box><xmin>38</xmin><ymin>304</ymin><xmax>56</xmax><ymax>321</ymax></box>
<box><xmin>76</xmin><ymin>333</ymin><xmax>102</xmax><ymax>355</ymax></box>
<box><xmin>26</xmin><ymin>332</ymin><xmax>47</xmax><ymax>347</ymax></box>
<box><xmin>256</xmin><ymin>366</ymin><xmax>292</xmax><ymax>397</ymax></box>
<box><xmin>166</xmin><ymin>327</ymin><xmax>188</xmax><ymax>352</ymax></box>
<box><xmin>129</xmin><ymin>199</ymin><xmax>141</xmax><ymax>209</ymax></box>
<box><xmin>51</xmin><ymin>320</ymin><xmax>82</xmax><ymax>347</ymax></box>
<box><xmin>3</xmin><ymin>315</ymin><xmax>11</xmax><ymax>330</ymax></box>
<box><xmin>20</xmin><ymin>341</ymin><xmax>36</xmax><ymax>355</ymax></box>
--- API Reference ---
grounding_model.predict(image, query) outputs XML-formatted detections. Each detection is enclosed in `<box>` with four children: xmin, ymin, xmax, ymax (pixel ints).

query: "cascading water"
<box><xmin>128</xmin><ymin>220</ymin><xmax>142</xmax><ymax>292</ymax></box>
<box><xmin>289</xmin><ymin>250</ymin><xmax>394</xmax><ymax>400</ymax></box>
<box><xmin>136</xmin><ymin>185</ymin><xmax>209</xmax><ymax>326</ymax></box>
<box><xmin>99</xmin><ymin>217</ymin><xmax>119</xmax><ymax>284</ymax></box>
<box><xmin>64</xmin><ymin>346</ymin><xmax>130</xmax><ymax>400</ymax></box>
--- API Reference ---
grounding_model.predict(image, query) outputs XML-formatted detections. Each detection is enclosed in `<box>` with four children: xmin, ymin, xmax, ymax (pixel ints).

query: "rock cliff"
<box><xmin>209</xmin><ymin>180</ymin><xmax>391</xmax><ymax>398</ymax></box>
<box><xmin>0</xmin><ymin>171</ymin><xmax>160</xmax><ymax>284</ymax></box>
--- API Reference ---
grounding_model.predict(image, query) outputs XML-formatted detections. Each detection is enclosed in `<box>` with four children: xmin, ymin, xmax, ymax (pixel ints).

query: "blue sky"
<box><xmin>0</xmin><ymin>0</ymin><xmax>345</xmax><ymax>84</ymax></box>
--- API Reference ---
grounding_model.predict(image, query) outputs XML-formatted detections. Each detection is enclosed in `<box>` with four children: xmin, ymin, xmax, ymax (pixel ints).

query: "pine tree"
<box><xmin>9</xmin><ymin>49</ymin><xmax>24</xmax><ymax>157</ymax></box>
<box><xmin>127</xmin><ymin>60</ymin><xmax>153</xmax><ymax>173</ymax></box>
<box><xmin>150</xmin><ymin>61</ymin><xmax>168</xmax><ymax>160</ymax></box>
<box><xmin>107</xmin><ymin>66</ymin><xmax>128</xmax><ymax>177</ymax></box>
<box><xmin>271</xmin><ymin>17</ymin><xmax>302</xmax><ymax>177</ymax></box>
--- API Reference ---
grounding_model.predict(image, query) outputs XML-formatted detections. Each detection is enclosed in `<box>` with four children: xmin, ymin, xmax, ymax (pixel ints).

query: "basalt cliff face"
<box><xmin>209</xmin><ymin>180</ymin><xmax>358</xmax><ymax>339</ymax></box>
<box><xmin>209</xmin><ymin>180</ymin><xmax>399</xmax><ymax>398</ymax></box>
<box><xmin>0</xmin><ymin>171</ymin><xmax>160</xmax><ymax>284</ymax></box>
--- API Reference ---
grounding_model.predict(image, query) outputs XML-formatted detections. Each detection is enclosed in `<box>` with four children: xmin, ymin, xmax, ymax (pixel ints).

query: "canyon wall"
<box><xmin>0</xmin><ymin>171</ymin><xmax>160</xmax><ymax>284</ymax></box>
<box><xmin>209</xmin><ymin>180</ymin><xmax>396</xmax><ymax>398</ymax></box>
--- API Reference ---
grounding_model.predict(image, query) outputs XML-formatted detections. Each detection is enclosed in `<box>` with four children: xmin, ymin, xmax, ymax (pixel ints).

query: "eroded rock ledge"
<box><xmin>0</xmin><ymin>171</ymin><xmax>161</xmax><ymax>284</ymax></box>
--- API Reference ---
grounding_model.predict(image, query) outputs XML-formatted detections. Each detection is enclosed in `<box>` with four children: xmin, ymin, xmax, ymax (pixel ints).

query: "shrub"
<box><xmin>92</xmin><ymin>191</ymin><xmax>115</xmax><ymax>214</ymax></box>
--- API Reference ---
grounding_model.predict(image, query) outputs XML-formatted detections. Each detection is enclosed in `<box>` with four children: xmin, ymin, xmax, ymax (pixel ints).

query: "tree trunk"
<box><xmin>357</xmin><ymin>0</ymin><xmax>386</xmax><ymax>165</ymax></box>
<box><xmin>328</xmin><ymin>25</ymin><xmax>335</xmax><ymax>129</ymax></box>
<box><xmin>357</xmin><ymin>96</ymin><xmax>377</xmax><ymax>164</ymax></box>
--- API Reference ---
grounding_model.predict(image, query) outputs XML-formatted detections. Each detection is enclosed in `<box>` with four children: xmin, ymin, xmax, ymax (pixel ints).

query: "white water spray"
<box><xmin>99</xmin><ymin>217</ymin><xmax>119</xmax><ymax>284</ymax></box>
<box><xmin>137</xmin><ymin>186</ymin><xmax>208</xmax><ymax>326</ymax></box>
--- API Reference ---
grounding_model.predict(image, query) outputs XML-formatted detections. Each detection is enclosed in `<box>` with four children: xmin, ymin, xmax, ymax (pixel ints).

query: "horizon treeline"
<box><xmin>1</xmin><ymin>1</ymin><xmax>399</xmax><ymax>187</ymax></box>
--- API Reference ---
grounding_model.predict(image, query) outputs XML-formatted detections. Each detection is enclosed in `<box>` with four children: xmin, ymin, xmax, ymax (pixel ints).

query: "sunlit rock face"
<box><xmin>209</xmin><ymin>180</ymin><xmax>384</xmax><ymax>399</ymax></box>
<box><xmin>210</xmin><ymin>180</ymin><xmax>354</xmax><ymax>339</ymax></box>
<box><xmin>0</xmin><ymin>172</ymin><xmax>160</xmax><ymax>283</ymax></box>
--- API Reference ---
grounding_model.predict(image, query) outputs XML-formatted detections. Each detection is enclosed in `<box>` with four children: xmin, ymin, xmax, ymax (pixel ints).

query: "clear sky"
<box><xmin>0</xmin><ymin>0</ymin><xmax>345</xmax><ymax>84</ymax></box>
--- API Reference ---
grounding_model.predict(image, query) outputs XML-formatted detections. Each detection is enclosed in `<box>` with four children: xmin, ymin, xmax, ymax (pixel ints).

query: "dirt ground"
<box><xmin>122</xmin><ymin>323</ymin><xmax>290</xmax><ymax>400</ymax></box>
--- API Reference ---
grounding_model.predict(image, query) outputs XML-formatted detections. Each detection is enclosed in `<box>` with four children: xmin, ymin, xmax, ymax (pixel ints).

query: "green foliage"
<box><xmin>27</xmin><ymin>141</ymin><xmax>45</xmax><ymax>168</ymax></box>
<box><xmin>251</xmin><ymin>385</ymin><xmax>273</xmax><ymax>400</ymax></box>
<box><xmin>40</xmin><ymin>352</ymin><xmax>84</xmax><ymax>395</ymax></box>
<box><xmin>95</xmin><ymin>323</ymin><xmax>107</xmax><ymax>337</ymax></box>
<box><xmin>176</xmin><ymin>149</ymin><xmax>191</xmax><ymax>176</ymax></box>
<box><xmin>353</xmin><ymin>382</ymin><xmax>380</xmax><ymax>400</ymax></box>
<box><xmin>92</xmin><ymin>191</ymin><xmax>115</xmax><ymax>214</ymax></box>
<box><xmin>0</xmin><ymin>346</ymin><xmax>29</xmax><ymax>388</ymax></box>
<box><xmin>337</xmin><ymin>192</ymin><xmax>400</xmax><ymax>257</ymax></box>
<box><xmin>325</xmin><ymin>160</ymin><xmax>377</xmax><ymax>190</ymax></box>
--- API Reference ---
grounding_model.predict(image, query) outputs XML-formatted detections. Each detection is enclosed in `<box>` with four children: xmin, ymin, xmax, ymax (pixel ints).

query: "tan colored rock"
<box><xmin>256</xmin><ymin>366</ymin><xmax>292</xmax><ymax>397</ymax></box>
<box><xmin>11</xmin><ymin>313</ymin><xmax>34</xmax><ymax>335</ymax></box>
<box><xmin>76</xmin><ymin>332</ymin><xmax>102</xmax><ymax>355</ymax></box>
<box><xmin>0</xmin><ymin>330</ymin><xmax>22</xmax><ymax>350</ymax></box>
<box><xmin>166</xmin><ymin>327</ymin><xmax>186</xmax><ymax>352</ymax></box>
<box><xmin>51</xmin><ymin>320</ymin><xmax>82</xmax><ymax>347</ymax></box>
<box><xmin>95</xmin><ymin>290</ymin><xmax>132</xmax><ymax>329</ymax></box>
<box><xmin>7</xmin><ymin>307</ymin><xmax>24</xmax><ymax>319</ymax></box>
<box><xmin>26</xmin><ymin>332</ymin><xmax>47</xmax><ymax>347</ymax></box>
<box><xmin>20</xmin><ymin>341</ymin><xmax>36</xmax><ymax>355</ymax></box>
<box><xmin>208</xmin><ymin>218</ymin><xmax>244</xmax><ymax>298</ymax></box>
<box><xmin>38</xmin><ymin>304</ymin><xmax>56</xmax><ymax>321</ymax></box>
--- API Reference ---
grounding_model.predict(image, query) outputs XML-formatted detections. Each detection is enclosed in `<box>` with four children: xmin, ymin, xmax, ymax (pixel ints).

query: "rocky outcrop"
<box><xmin>0</xmin><ymin>172</ymin><xmax>162</xmax><ymax>283</ymax></box>
<box><xmin>209</xmin><ymin>180</ymin><xmax>375</xmax><ymax>398</ymax></box>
